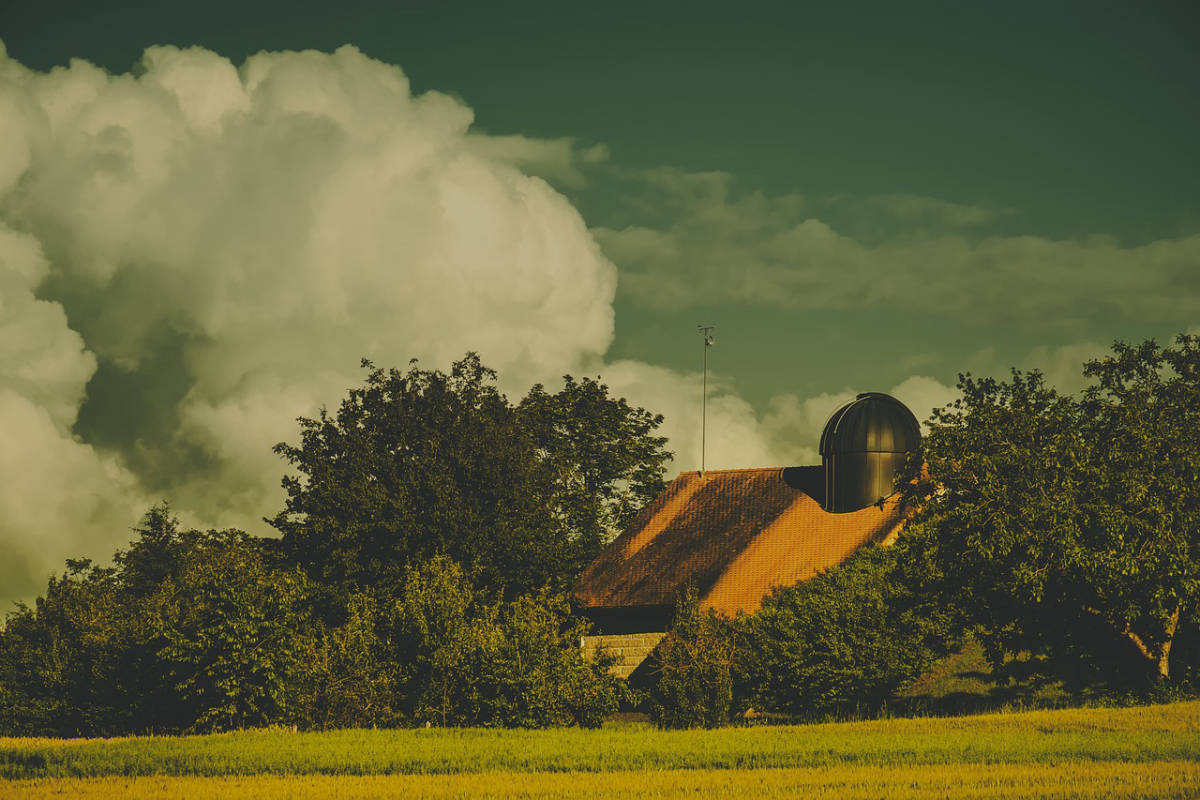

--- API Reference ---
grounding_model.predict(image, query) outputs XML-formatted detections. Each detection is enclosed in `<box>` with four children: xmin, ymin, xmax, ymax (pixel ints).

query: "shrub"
<box><xmin>647</xmin><ymin>589</ymin><xmax>736</xmax><ymax>729</ymax></box>
<box><xmin>149</xmin><ymin>530</ymin><xmax>314</xmax><ymax>733</ymax></box>
<box><xmin>0</xmin><ymin>560</ymin><xmax>137</xmax><ymax>736</ymax></box>
<box><xmin>390</xmin><ymin>556</ymin><xmax>620</xmax><ymax>727</ymax></box>
<box><xmin>290</xmin><ymin>592</ymin><xmax>400</xmax><ymax>730</ymax></box>
<box><xmin>734</xmin><ymin>545</ymin><xmax>954</xmax><ymax>720</ymax></box>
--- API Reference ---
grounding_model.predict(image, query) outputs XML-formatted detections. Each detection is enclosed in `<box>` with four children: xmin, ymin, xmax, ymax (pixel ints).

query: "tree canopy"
<box><xmin>270</xmin><ymin>354</ymin><xmax>670</xmax><ymax>599</ymax></box>
<box><xmin>900</xmin><ymin>335</ymin><xmax>1200</xmax><ymax>685</ymax></box>
<box><xmin>519</xmin><ymin>375</ymin><xmax>669</xmax><ymax>561</ymax></box>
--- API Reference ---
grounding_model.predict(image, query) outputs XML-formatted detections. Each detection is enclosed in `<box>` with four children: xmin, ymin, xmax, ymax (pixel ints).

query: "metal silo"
<box><xmin>819</xmin><ymin>392</ymin><xmax>920</xmax><ymax>512</ymax></box>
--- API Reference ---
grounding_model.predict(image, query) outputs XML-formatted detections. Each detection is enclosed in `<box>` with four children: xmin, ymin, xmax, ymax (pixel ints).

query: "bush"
<box><xmin>734</xmin><ymin>545</ymin><xmax>955</xmax><ymax>720</ymax></box>
<box><xmin>0</xmin><ymin>560</ymin><xmax>137</xmax><ymax>736</ymax></box>
<box><xmin>289</xmin><ymin>592</ymin><xmax>400</xmax><ymax>730</ymax></box>
<box><xmin>148</xmin><ymin>530</ymin><xmax>314</xmax><ymax>733</ymax></box>
<box><xmin>646</xmin><ymin>589</ymin><xmax>736</xmax><ymax>729</ymax></box>
<box><xmin>390</xmin><ymin>556</ymin><xmax>620</xmax><ymax>727</ymax></box>
<box><xmin>0</xmin><ymin>513</ymin><xmax>319</xmax><ymax>736</ymax></box>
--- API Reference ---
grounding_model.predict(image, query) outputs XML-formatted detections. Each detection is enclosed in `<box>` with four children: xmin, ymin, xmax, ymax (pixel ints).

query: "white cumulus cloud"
<box><xmin>0</xmin><ymin>42</ymin><xmax>787</xmax><ymax>608</ymax></box>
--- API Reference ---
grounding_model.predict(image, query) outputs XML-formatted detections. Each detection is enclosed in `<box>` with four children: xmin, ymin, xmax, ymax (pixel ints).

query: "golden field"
<box><xmin>3</xmin><ymin>701</ymin><xmax>1198</xmax><ymax>798</ymax></box>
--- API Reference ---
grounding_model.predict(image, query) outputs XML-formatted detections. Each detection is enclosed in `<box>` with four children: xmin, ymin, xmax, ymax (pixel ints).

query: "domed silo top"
<box><xmin>819</xmin><ymin>392</ymin><xmax>920</xmax><ymax>456</ymax></box>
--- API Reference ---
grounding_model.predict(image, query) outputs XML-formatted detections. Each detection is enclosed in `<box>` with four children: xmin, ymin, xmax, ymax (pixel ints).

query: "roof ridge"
<box><xmin>680</xmin><ymin>467</ymin><xmax>784</xmax><ymax>477</ymax></box>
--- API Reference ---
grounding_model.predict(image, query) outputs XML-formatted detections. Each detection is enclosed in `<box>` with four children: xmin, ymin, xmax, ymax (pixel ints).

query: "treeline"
<box><xmin>3</xmin><ymin>339</ymin><xmax>1200</xmax><ymax>735</ymax></box>
<box><xmin>1</xmin><ymin>355</ymin><xmax>661</xmax><ymax>736</ymax></box>
<box><xmin>0</xmin><ymin>518</ymin><xmax>623</xmax><ymax>734</ymax></box>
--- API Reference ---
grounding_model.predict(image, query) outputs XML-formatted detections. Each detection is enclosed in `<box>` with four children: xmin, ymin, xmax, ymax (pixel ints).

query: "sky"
<box><xmin>1</xmin><ymin>2</ymin><xmax>1198</xmax><ymax>606</ymax></box>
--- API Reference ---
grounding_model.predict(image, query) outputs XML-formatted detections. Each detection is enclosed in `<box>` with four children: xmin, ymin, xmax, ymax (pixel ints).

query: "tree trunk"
<box><xmin>1124</xmin><ymin>605</ymin><xmax>1180</xmax><ymax>683</ymax></box>
<box><xmin>1085</xmin><ymin>603</ymin><xmax>1180</xmax><ymax>683</ymax></box>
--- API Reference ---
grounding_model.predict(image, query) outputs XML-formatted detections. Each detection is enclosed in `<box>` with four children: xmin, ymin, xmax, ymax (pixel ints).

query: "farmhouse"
<box><xmin>573</xmin><ymin>392</ymin><xmax>920</xmax><ymax>678</ymax></box>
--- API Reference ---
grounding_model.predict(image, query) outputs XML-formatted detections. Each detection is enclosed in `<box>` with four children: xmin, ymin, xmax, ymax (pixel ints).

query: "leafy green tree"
<box><xmin>734</xmin><ymin>546</ymin><xmax>955</xmax><ymax>719</ymax></box>
<box><xmin>272</xmin><ymin>354</ymin><xmax>669</xmax><ymax>598</ymax></box>
<box><xmin>520</xmin><ymin>375</ymin><xmax>670</xmax><ymax>567</ymax></box>
<box><xmin>0</xmin><ymin>505</ymin><xmax>224</xmax><ymax>735</ymax></box>
<box><xmin>646</xmin><ymin>589</ymin><xmax>736</xmax><ymax>729</ymax></box>
<box><xmin>901</xmin><ymin>335</ymin><xmax>1200</xmax><ymax>686</ymax></box>
<box><xmin>487</xmin><ymin>589</ymin><xmax>621</xmax><ymax>728</ymax></box>
<box><xmin>115</xmin><ymin>503</ymin><xmax>190</xmax><ymax>598</ymax></box>
<box><xmin>0</xmin><ymin>560</ymin><xmax>135</xmax><ymax>736</ymax></box>
<box><xmin>149</xmin><ymin>529</ymin><xmax>315</xmax><ymax>733</ymax></box>
<box><xmin>0</xmin><ymin>504</ymin><xmax>206</xmax><ymax>735</ymax></box>
<box><xmin>1077</xmin><ymin>336</ymin><xmax>1200</xmax><ymax>681</ymax></box>
<box><xmin>272</xmin><ymin>355</ymin><xmax>567</xmax><ymax>598</ymax></box>
<box><xmin>389</xmin><ymin>555</ymin><xmax>480</xmax><ymax>724</ymax></box>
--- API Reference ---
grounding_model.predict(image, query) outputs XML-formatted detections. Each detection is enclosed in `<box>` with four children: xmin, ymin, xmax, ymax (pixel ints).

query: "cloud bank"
<box><xmin>0</xmin><ymin>42</ymin><xmax>631</xmax><ymax>601</ymax></box>
<box><xmin>595</xmin><ymin>168</ymin><xmax>1200</xmax><ymax>321</ymax></box>
<box><xmin>0</xmin><ymin>42</ymin><xmax>962</xmax><ymax>608</ymax></box>
<box><xmin>0</xmin><ymin>43</ymin><xmax>815</xmax><ymax>606</ymax></box>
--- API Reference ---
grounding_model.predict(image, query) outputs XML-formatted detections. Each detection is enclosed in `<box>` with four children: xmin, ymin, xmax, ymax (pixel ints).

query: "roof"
<box><xmin>572</xmin><ymin>466</ymin><xmax>905</xmax><ymax>617</ymax></box>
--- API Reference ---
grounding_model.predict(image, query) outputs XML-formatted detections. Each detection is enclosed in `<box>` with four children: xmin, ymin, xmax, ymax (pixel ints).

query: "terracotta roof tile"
<box><xmin>573</xmin><ymin>467</ymin><xmax>904</xmax><ymax>617</ymax></box>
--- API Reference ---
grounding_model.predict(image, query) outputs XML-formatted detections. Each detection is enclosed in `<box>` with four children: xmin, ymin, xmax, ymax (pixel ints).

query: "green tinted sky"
<box><xmin>4</xmin><ymin>0</ymin><xmax>1199</xmax><ymax>404</ymax></box>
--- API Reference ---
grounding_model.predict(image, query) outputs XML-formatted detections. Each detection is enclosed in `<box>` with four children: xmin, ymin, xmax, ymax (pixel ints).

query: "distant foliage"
<box><xmin>647</xmin><ymin>590</ymin><xmax>736</xmax><ymax>729</ymax></box>
<box><xmin>734</xmin><ymin>545</ymin><xmax>956</xmax><ymax>719</ymax></box>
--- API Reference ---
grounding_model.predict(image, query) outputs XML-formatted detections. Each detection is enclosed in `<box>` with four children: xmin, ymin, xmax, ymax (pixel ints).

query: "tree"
<box><xmin>519</xmin><ymin>375</ymin><xmax>670</xmax><ymax>571</ymax></box>
<box><xmin>900</xmin><ymin>335</ymin><xmax>1200</xmax><ymax>686</ymax></box>
<box><xmin>734</xmin><ymin>545</ymin><xmax>955</xmax><ymax>719</ymax></box>
<box><xmin>149</xmin><ymin>530</ymin><xmax>314</xmax><ymax>732</ymax></box>
<box><xmin>0</xmin><ymin>507</ymin><xmax>323</xmax><ymax>736</ymax></box>
<box><xmin>272</xmin><ymin>354</ymin><xmax>563</xmax><ymax>598</ymax></box>
<box><xmin>271</xmin><ymin>354</ymin><xmax>670</xmax><ymax>598</ymax></box>
<box><xmin>0</xmin><ymin>505</ymin><xmax>203</xmax><ymax>736</ymax></box>
<box><xmin>1077</xmin><ymin>336</ymin><xmax>1200</xmax><ymax>682</ymax></box>
<box><xmin>290</xmin><ymin>591</ymin><xmax>400</xmax><ymax>730</ymax></box>
<box><xmin>0</xmin><ymin>560</ymin><xmax>134</xmax><ymax>736</ymax></box>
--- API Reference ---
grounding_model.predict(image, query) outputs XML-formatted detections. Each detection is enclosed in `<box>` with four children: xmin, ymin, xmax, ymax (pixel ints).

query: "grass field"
<box><xmin>2</xmin><ymin>701</ymin><xmax>1197</xmax><ymax>798</ymax></box>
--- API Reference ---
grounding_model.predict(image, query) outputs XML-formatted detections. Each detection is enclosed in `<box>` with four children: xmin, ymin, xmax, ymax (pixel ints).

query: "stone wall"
<box><xmin>580</xmin><ymin>632</ymin><xmax>666</xmax><ymax>679</ymax></box>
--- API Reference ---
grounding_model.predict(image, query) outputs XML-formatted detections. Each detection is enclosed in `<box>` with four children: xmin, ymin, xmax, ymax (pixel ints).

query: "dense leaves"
<box><xmin>392</xmin><ymin>556</ymin><xmax>620</xmax><ymax>728</ymax></box>
<box><xmin>5</xmin><ymin>339</ymin><xmax>1198</xmax><ymax>735</ymax></box>
<box><xmin>271</xmin><ymin>354</ymin><xmax>669</xmax><ymax>598</ymax></box>
<box><xmin>901</xmin><ymin>335</ymin><xmax>1200</xmax><ymax>686</ymax></box>
<box><xmin>646</xmin><ymin>590</ymin><xmax>736</xmax><ymax>729</ymax></box>
<box><xmin>519</xmin><ymin>376</ymin><xmax>669</xmax><ymax>562</ymax></box>
<box><xmin>149</xmin><ymin>531</ymin><xmax>313</xmax><ymax>732</ymax></box>
<box><xmin>0</xmin><ymin>560</ymin><xmax>133</xmax><ymax>736</ymax></box>
<box><xmin>2</xmin><ymin>355</ymin><xmax>666</xmax><ymax>735</ymax></box>
<box><xmin>0</xmin><ymin>510</ymin><xmax>619</xmax><ymax>735</ymax></box>
<box><xmin>734</xmin><ymin>546</ymin><xmax>955</xmax><ymax>719</ymax></box>
<box><xmin>290</xmin><ymin>592</ymin><xmax>400</xmax><ymax>730</ymax></box>
<box><xmin>0</xmin><ymin>510</ymin><xmax>314</xmax><ymax>735</ymax></box>
<box><xmin>271</xmin><ymin>354</ymin><xmax>559</xmax><ymax>598</ymax></box>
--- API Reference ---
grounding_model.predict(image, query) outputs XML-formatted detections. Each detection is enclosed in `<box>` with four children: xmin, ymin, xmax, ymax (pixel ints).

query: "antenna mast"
<box><xmin>697</xmin><ymin>324</ymin><xmax>715</xmax><ymax>474</ymax></box>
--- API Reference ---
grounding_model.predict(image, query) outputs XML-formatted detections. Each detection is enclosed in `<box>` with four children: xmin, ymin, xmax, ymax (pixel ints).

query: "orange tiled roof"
<box><xmin>572</xmin><ymin>467</ymin><xmax>904</xmax><ymax>617</ymax></box>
